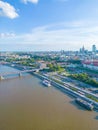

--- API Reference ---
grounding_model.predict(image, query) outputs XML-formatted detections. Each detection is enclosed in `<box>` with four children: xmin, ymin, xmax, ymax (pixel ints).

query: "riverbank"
<box><xmin>0</xmin><ymin>65</ymin><xmax>98</xmax><ymax>130</ymax></box>
<box><xmin>1</xmin><ymin>64</ymin><xmax>98</xmax><ymax>111</ymax></box>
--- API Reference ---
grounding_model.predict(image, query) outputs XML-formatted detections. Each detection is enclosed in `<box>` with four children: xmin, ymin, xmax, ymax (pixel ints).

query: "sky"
<box><xmin>0</xmin><ymin>0</ymin><xmax>98</xmax><ymax>51</ymax></box>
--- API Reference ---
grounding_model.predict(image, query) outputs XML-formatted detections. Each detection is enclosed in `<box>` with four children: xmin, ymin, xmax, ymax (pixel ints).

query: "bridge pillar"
<box><xmin>0</xmin><ymin>76</ymin><xmax>4</xmax><ymax>80</ymax></box>
<box><xmin>19</xmin><ymin>73</ymin><xmax>22</xmax><ymax>77</ymax></box>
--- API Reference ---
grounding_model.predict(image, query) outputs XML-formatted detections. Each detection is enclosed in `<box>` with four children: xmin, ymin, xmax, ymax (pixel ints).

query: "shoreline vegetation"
<box><xmin>69</xmin><ymin>73</ymin><xmax>98</xmax><ymax>87</ymax></box>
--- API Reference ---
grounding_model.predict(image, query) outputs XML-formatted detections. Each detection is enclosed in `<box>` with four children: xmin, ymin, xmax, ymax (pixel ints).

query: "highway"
<box><xmin>56</xmin><ymin>74</ymin><xmax>98</xmax><ymax>99</ymax></box>
<box><xmin>33</xmin><ymin>72</ymin><xmax>98</xmax><ymax>110</ymax></box>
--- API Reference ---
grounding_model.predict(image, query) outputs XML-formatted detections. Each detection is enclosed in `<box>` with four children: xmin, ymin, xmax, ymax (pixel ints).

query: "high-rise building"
<box><xmin>79</xmin><ymin>46</ymin><xmax>86</xmax><ymax>54</ymax></box>
<box><xmin>92</xmin><ymin>45</ymin><xmax>96</xmax><ymax>52</ymax></box>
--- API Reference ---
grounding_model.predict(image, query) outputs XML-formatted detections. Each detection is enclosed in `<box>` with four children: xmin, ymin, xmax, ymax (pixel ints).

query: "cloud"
<box><xmin>1</xmin><ymin>21</ymin><xmax>98</xmax><ymax>51</ymax></box>
<box><xmin>22</xmin><ymin>0</ymin><xmax>39</xmax><ymax>4</ymax></box>
<box><xmin>0</xmin><ymin>0</ymin><xmax>19</xmax><ymax>19</ymax></box>
<box><xmin>0</xmin><ymin>32</ymin><xmax>15</xmax><ymax>38</ymax></box>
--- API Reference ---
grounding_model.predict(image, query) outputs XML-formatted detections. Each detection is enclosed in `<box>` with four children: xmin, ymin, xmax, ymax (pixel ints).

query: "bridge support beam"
<box><xmin>0</xmin><ymin>76</ymin><xmax>4</xmax><ymax>80</ymax></box>
<box><xmin>19</xmin><ymin>73</ymin><xmax>22</xmax><ymax>77</ymax></box>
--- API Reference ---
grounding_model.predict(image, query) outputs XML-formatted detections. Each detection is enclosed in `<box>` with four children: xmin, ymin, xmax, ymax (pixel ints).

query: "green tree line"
<box><xmin>69</xmin><ymin>73</ymin><xmax>98</xmax><ymax>87</ymax></box>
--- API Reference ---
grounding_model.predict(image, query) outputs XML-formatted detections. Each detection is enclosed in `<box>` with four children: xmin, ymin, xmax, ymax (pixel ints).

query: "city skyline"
<box><xmin>0</xmin><ymin>0</ymin><xmax>98</xmax><ymax>51</ymax></box>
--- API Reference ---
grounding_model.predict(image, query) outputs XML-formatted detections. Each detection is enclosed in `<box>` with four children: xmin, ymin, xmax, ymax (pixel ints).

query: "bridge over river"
<box><xmin>0</xmin><ymin>69</ymin><xmax>38</xmax><ymax>80</ymax></box>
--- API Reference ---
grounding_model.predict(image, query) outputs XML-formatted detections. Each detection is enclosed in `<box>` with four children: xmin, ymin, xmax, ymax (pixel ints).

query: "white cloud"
<box><xmin>0</xmin><ymin>32</ymin><xmax>15</xmax><ymax>38</ymax></box>
<box><xmin>0</xmin><ymin>0</ymin><xmax>18</xmax><ymax>19</ymax></box>
<box><xmin>22</xmin><ymin>0</ymin><xmax>39</xmax><ymax>4</ymax></box>
<box><xmin>1</xmin><ymin>21</ymin><xmax>98</xmax><ymax>51</ymax></box>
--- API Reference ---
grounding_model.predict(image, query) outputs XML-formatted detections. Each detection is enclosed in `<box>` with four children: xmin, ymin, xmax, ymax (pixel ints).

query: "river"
<box><xmin>0</xmin><ymin>65</ymin><xmax>98</xmax><ymax>130</ymax></box>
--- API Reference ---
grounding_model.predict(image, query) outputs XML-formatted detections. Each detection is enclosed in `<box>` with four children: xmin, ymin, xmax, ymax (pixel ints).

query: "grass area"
<box><xmin>50</xmin><ymin>78</ymin><xmax>64</xmax><ymax>85</ymax></box>
<box><xmin>69</xmin><ymin>73</ymin><xmax>98</xmax><ymax>87</ymax></box>
<box><xmin>70</xmin><ymin>87</ymin><xmax>78</xmax><ymax>92</ymax></box>
<box><xmin>61</xmin><ymin>71</ymin><xmax>70</xmax><ymax>76</ymax></box>
<box><xmin>51</xmin><ymin>77</ymin><xmax>78</xmax><ymax>92</ymax></box>
<box><xmin>86</xmin><ymin>94</ymin><xmax>98</xmax><ymax>102</ymax></box>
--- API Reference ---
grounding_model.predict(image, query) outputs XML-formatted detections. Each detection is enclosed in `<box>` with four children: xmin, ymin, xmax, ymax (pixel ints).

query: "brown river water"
<box><xmin>0</xmin><ymin>66</ymin><xmax>98</xmax><ymax>130</ymax></box>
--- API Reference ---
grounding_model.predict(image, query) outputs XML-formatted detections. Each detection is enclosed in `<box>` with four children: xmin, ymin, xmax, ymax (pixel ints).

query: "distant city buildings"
<box><xmin>0</xmin><ymin>44</ymin><xmax>98</xmax><ymax>72</ymax></box>
<box><xmin>79</xmin><ymin>44</ymin><xmax>98</xmax><ymax>71</ymax></box>
<box><xmin>79</xmin><ymin>44</ymin><xmax>97</xmax><ymax>54</ymax></box>
<box><xmin>80</xmin><ymin>46</ymin><xmax>85</xmax><ymax>53</ymax></box>
<box><xmin>92</xmin><ymin>44</ymin><xmax>96</xmax><ymax>53</ymax></box>
<box><xmin>82</xmin><ymin>60</ymin><xmax>98</xmax><ymax>70</ymax></box>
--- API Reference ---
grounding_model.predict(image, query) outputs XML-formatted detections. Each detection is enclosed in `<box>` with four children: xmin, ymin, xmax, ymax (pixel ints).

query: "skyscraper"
<box><xmin>92</xmin><ymin>45</ymin><xmax>96</xmax><ymax>52</ymax></box>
